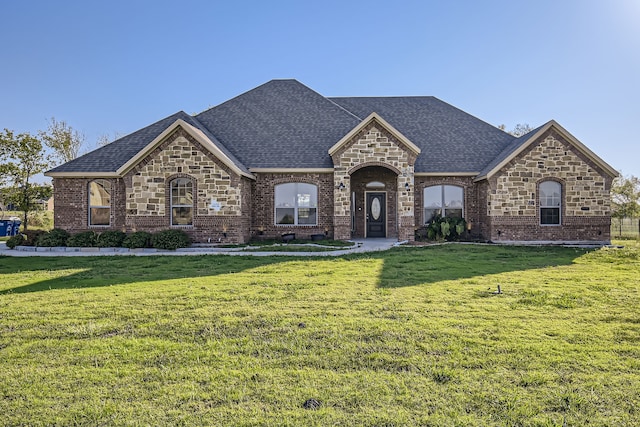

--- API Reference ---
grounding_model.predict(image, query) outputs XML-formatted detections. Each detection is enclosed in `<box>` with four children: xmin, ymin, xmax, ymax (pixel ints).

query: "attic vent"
<box><xmin>366</xmin><ymin>181</ymin><xmax>385</xmax><ymax>189</ymax></box>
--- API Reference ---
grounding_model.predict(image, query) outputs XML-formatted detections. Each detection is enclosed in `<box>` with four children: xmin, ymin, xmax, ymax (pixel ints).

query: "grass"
<box><xmin>0</xmin><ymin>242</ymin><xmax>639</xmax><ymax>426</ymax></box>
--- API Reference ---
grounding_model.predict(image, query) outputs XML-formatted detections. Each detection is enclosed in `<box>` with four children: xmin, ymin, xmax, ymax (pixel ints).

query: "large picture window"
<box><xmin>89</xmin><ymin>180</ymin><xmax>111</xmax><ymax>226</ymax></box>
<box><xmin>423</xmin><ymin>185</ymin><xmax>464</xmax><ymax>224</ymax></box>
<box><xmin>171</xmin><ymin>178</ymin><xmax>193</xmax><ymax>226</ymax></box>
<box><xmin>539</xmin><ymin>180</ymin><xmax>561</xmax><ymax>225</ymax></box>
<box><xmin>275</xmin><ymin>183</ymin><xmax>317</xmax><ymax>225</ymax></box>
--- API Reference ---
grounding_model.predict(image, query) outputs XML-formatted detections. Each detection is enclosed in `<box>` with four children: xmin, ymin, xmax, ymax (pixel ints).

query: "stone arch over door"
<box><xmin>329</xmin><ymin>116</ymin><xmax>419</xmax><ymax>241</ymax></box>
<box><xmin>349</xmin><ymin>165</ymin><xmax>399</xmax><ymax>239</ymax></box>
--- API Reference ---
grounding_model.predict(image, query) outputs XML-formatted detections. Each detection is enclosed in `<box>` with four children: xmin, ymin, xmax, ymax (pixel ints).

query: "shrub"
<box><xmin>36</xmin><ymin>228</ymin><xmax>70</xmax><ymax>247</ymax></box>
<box><xmin>6</xmin><ymin>233</ymin><xmax>24</xmax><ymax>249</ymax></box>
<box><xmin>67</xmin><ymin>231</ymin><xmax>98</xmax><ymax>247</ymax></box>
<box><xmin>97</xmin><ymin>230</ymin><xmax>126</xmax><ymax>247</ymax></box>
<box><xmin>122</xmin><ymin>231</ymin><xmax>152</xmax><ymax>249</ymax></box>
<box><xmin>22</xmin><ymin>229</ymin><xmax>47</xmax><ymax>246</ymax></box>
<box><xmin>151</xmin><ymin>229</ymin><xmax>191</xmax><ymax>250</ymax></box>
<box><xmin>416</xmin><ymin>216</ymin><xmax>467</xmax><ymax>242</ymax></box>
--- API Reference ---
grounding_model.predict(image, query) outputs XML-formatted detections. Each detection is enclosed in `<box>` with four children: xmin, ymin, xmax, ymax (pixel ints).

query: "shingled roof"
<box><xmin>194</xmin><ymin>79</ymin><xmax>361</xmax><ymax>169</ymax></box>
<box><xmin>329</xmin><ymin>96</ymin><xmax>515</xmax><ymax>173</ymax></box>
<box><xmin>46</xmin><ymin>79</ymin><xmax>523</xmax><ymax>176</ymax></box>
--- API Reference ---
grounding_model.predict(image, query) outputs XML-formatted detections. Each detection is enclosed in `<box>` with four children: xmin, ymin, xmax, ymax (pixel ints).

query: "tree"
<box><xmin>40</xmin><ymin>117</ymin><xmax>85</xmax><ymax>165</ymax></box>
<box><xmin>96</xmin><ymin>131</ymin><xmax>123</xmax><ymax>148</ymax></box>
<box><xmin>611</xmin><ymin>174</ymin><xmax>640</xmax><ymax>220</ymax></box>
<box><xmin>498</xmin><ymin>123</ymin><xmax>535</xmax><ymax>137</ymax></box>
<box><xmin>0</xmin><ymin>129</ymin><xmax>52</xmax><ymax>230</ymax></box>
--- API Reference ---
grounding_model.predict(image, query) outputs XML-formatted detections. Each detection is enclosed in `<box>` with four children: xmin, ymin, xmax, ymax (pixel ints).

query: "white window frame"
<box><xmin>170</xmin><ymin>178</ymin><xmax>194</xmax><ymax>226</ymax></box>
<box><xmin>423</xmin><ymin>185</ymin><xmax>464</xmax><ymax>224</ymax></box>
<box><xmin>539</xmin><ymin>180</ymin><xmax>562</xmax><ymax>226</ymax></box>
<box><xmin>88</xmin><ymin>179</ymin><xmax>111</xmax><ymax>227</ymax></box>
<box><xmin>274</xmin><ymin>183</ymin><xmax>318</xmax><ymax>226</ymax></box>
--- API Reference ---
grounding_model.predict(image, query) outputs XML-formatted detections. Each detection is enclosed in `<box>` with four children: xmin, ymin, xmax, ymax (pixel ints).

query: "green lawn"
<box><xmin>0</xmin><ymin>243</ymin><xmax>638</xmax><ymax>426</ymax></box>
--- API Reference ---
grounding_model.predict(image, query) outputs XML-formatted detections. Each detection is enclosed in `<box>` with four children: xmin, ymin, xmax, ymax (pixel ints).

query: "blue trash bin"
<box><xmin>0</xmin><ymin>220</ymin><xmax>13</xmax><ymax>237</ymax></box>
<box><xmin>11</xmin><ymin>220</ymin><xmax>21</xmax><ymax>236</ymax></box>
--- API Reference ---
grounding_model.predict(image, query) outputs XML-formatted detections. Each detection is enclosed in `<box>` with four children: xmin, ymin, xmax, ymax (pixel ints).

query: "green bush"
<box><xmin>416</xmin><ymin>216</ymin><xmax>467</xmax><ymax>242</ymax></box>
<box><xmin>36</xmin><ymin>228</ymin><xmax>70</xmax><ymax>247</ymax></box>
<box><xmin>67</xmin><ymin>231</ymin><xmax>98</xmax><ymax>247</ymax></box>
<box><xmin>5</xmin><ymin>233</ymin><xmax>24</xmax><ymax>249</ymax></box>
<box><xmin>151</xmin><ymin>229</ymin><xmax>191</xmax><ymax>250</ymax></box>
<box><xmin>97</xmin><ymin>230</ymin><xmax>126</xmax><ymax>248</ymax></box>
<box><xmin>21</xmin><ymin>230</ymin><xmax>47</xmax><ymax>246</ymax></box>
<box><xmin>122</xmin><ymin>231</ymin><xmax>152</xmax><ymax>249</ymax></box>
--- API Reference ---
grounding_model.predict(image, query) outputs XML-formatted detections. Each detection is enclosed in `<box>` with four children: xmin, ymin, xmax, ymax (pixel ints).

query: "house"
<box><xmin>45</xmin><ymin>79</ymin><xmax>618</xmax><ymax>244</ymax></box>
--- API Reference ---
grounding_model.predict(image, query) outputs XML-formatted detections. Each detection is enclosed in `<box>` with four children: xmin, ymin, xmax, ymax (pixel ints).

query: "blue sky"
<box><xmin>1</xmin><ymin>0</ymin><xmax>638</xmax><ymax>181</ymax></box>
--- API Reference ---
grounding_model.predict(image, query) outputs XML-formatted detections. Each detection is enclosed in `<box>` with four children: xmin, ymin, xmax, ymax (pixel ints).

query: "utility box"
<box><xmin>0</xmin><ymin>220</ymin><xmax>13</xmax><ymax>237</ymax></box>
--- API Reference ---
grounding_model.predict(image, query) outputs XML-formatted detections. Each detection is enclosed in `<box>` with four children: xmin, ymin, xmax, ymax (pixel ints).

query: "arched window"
<box><xmin>539</xmin><ymin>180</ymin><xmax>561</xmax><ymax>225</ymax></box>
<box><xmin>423</xmin><ymin>185</ymin><xmax>464</xmax><ymax>224</ymax></box>
<box><xmin>88</xmin><ymin>180</ymin><xmax>111</xmax><ymax>226</ymax></box>
<box><xmin>275</xmin><ymin>183</ymin><xmax>317</xmax><ymax>225</ymax></box>
<box><xmin>170</xmin><ymin>178</ymin><xmax>193</xmax><ymax>226</ymax></box>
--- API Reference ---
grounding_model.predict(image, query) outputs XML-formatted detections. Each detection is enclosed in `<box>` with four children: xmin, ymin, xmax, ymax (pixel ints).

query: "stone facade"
<box><xmin>484</xmin><ymin>129</ymin><xmax>613</xmax><ymax>242</ymax></box>
<box><xmin>330</xmin><ymin>121</ymin><xmax>417</xmax><ymax>240</ymax></box>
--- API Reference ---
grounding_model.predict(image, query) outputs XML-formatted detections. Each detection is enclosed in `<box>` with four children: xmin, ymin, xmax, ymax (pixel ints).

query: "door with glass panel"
<box><xmin>366</xmin><ymin>192</ymin><xmax>386</xmax><ymax>237</ymax></box>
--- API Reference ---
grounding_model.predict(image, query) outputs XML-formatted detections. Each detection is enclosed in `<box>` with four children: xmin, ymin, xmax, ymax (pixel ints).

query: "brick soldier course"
<box><xmin>46</xmin><ymin>80</ymin><xmax>618</xmax><ymax>245</ymax></box>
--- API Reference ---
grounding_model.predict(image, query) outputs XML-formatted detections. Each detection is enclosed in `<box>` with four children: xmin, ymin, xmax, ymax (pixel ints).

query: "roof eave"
<box><xmin>115</xmin><ymin>119</ymin><xmax>255</xmax><ymax>180</ymax></box>
<box><xmin>475</xmin><ymin>120</ymin><xmax>619</xmax><ymax>182</ymax></box>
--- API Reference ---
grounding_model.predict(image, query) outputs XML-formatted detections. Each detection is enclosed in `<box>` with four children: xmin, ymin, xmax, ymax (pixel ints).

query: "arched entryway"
<box><xmin>349</xmin><ymin>166</ymin><xmax>399</xmax><ymax>238</ymax></box>
<box><xmin>329</xmin><ymin>115</ymin><xmax>419</xmax><ymax>241</ymax></box>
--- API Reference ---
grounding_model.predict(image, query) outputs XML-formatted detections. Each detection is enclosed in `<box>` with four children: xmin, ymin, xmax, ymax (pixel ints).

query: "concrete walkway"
<box><xmin>0</xmin><ymin>238</ymin><xmax>400</xmax><ymax>257</ymax></box>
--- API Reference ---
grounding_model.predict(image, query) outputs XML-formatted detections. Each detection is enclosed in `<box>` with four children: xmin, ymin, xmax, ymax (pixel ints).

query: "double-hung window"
<box><xmin>539</xmin><ymin>181</ymin><xmax>561</xmax><ymax>225</ymax></box>
<box><xmin>423</xmin><ymin>185</ymin><xmax>464</xmax><ymax>224</ymax></box>
<box><xmin>89</xmin><ymin>180</ymin><xmax>111</xmax><ymax>226</ymax></box>
<box><xmin>171</xmin><ymin>178</ymin><xmax>193</xmax><ymax>226</ymax></box>
<box><xmin>275</xmin><ymin>183</ymin><xmax>317</xmax><ymax>225</ymax></box>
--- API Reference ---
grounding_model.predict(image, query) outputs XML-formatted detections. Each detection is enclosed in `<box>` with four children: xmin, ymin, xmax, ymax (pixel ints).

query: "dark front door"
<box><xmin>366</xmin><ymin>192</ymin><xmax>386</xmax><ymax>237</ymax></box>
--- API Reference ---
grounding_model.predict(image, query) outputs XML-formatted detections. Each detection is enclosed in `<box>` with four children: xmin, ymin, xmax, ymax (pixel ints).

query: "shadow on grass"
<box><xmin>0</xmin><ymin>244</ymin><xmax>591</xmax><ymax>294</ymax></box>
<box><xmin>0</xmin><ymin>255</ymin><xmax>292</xmax><ymax>294</ymax></box>
<box><xmin>369</xmin><ymin>244</ymin><xmax>590</xmax><ymax>288</ymax></box>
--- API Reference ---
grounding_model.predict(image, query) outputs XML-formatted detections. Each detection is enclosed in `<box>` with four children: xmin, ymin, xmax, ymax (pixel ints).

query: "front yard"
<box><xmin>0</xmin><ymin>242</ymin><xmax>638</xmax><ymax>426</ymax></box>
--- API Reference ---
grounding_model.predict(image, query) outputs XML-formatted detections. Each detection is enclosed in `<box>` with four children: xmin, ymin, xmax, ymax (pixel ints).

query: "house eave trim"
<box><xmin>249</xmin><ymin>168</ymin><xmax>334</xmax><ymax>173</ymax></box>
<box><xmin>328</xmin><ymin>112</ymin><xmax>421</xmax><ymax>156</ymax></box>
<box><xmin>116</xmin><ymin>119</ymin><xmax>256</xmax><ymax>180</ymax></box>
<box><xmin>45</xmin><ymin>171</ymin><xmax>121</xmax><ymax>178</ymax></box>
<box><xmin>479</xmin><ymin>120</ymin><xmax>618</xmax><ymax>181</ymax></box>
<box><xmin>414</xmin><ymin>172</ymin><xmax>479</xmax><ymax>177</ymax></box>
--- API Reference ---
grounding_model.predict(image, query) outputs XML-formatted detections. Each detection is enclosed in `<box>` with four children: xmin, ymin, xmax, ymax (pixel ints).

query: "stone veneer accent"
<box><xmin>52</xmin><ymin>127</ymin><xmax>252</xmax><ymax>244</ymax></box>
<box><xmin>51</xmin><ymin>125</ymin><xmax>614</xmax><ymax>245</ymax></box>
<box><xmin>125</xmin><ymin>131</ymin><xmax>241</xmax><ymax>218</ymax></box>
<box><xmin>486</xmin><ymin>129</ymin><xmax>612</xmax><ymax>242</ymax></box>
<box><xmin>331</xmin><ymin>121</ymin><xmax>417</xmax><ymax>241</ymax></box>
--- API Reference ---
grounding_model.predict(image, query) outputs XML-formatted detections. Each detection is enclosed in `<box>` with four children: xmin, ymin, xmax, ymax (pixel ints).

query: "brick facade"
<box><xmin>51</xmin><ymin>124</ymin><xmax>614</xmax><ymax>245</ymax></box>
<box><xmin>251</xmin><ymin>172</ymin><xmax>334</xmax><ymax>240</ymax></box>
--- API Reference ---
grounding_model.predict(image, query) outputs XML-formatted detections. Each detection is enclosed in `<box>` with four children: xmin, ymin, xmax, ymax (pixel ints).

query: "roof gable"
<box><xmin>328</xmin><ymin>112</ymin><xmax>421</xmax><ymax>157</ymax></box>
<box><xmin>46</xmin><ymin>114</ymin><xmax>252</xmax><ymax>179</ymax></box>
<box><xmin>475</xmin><ymin>120</ymin><xmax>618</xmax><ymax>181</ymax></box>
<box><xmin>330</xmin><ymin>96</ymin><xmax>516</xmax><ymax>173</ymax></box>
